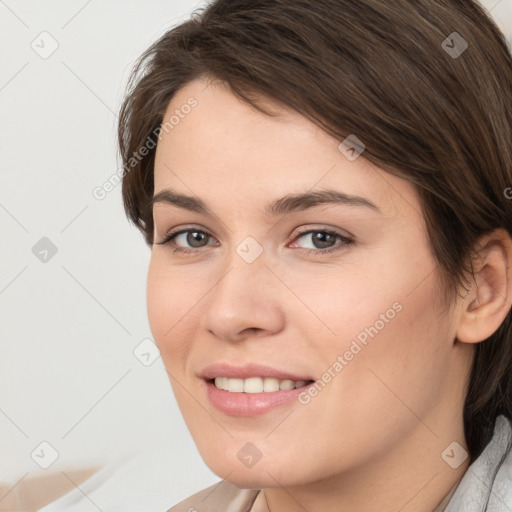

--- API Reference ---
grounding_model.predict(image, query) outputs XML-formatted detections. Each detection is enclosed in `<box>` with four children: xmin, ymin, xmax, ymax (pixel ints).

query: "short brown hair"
<box><xmin>117</xmin><ymin>0</ymin><xmax>512</xmax><ymax>462</ymax></box>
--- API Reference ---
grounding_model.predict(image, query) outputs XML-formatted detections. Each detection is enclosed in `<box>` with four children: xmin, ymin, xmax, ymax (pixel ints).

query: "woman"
<box><xmin>117</xmin><ymin>0</ymin><xmax>512</xmax><ymax>510</ymax></box>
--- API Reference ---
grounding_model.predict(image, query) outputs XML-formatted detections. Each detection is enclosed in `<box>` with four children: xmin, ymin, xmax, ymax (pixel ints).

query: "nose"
<box><xmin>199</xmin><ymin>251</ymin><xmax>286</xmax><ymax>343</ymax></box>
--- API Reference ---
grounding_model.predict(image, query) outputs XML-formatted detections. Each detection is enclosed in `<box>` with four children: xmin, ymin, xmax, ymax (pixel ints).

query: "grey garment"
<box><xmin>444</xmin><ymin>415</ymin><xmax>512</xmax><ymax>512</ymax></box>
<box><xmin>168</xmin><ymin>415</ymin><xmax>512</xmax><ymax>512</ymax></box>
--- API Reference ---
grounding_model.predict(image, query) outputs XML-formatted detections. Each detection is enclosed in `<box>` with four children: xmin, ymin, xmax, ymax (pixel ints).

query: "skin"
<box><xmin>147</xmin><ymin>76</ymin><xmax>512</xmax><ymax>512</ymax></box>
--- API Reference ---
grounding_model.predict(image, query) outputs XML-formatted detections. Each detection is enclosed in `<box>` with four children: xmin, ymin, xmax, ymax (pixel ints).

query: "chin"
<box><xmin>226</xmin><ymin>470</ymin><xmax>301</xmax><ymax>490</ymax></box>
<box><xmin>202</xmin><ymin>452</ymin><xmax>308</xmax><ymax>489</ymax></box>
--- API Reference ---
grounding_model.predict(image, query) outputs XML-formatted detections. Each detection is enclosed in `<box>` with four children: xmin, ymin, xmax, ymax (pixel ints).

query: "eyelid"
<box><xmin>156</xmin><ymin>225</ymin><xmax>217</xmax><ymax>243</ymax></box>
<box><xmin>158</xmin><ymin>222</ymin><xmax>352</xmax><ymax>238</ymax></box>
<box><xmin>291</xmin><ymin>224</ymin><xmax>354</xmax><ymax>240</ymax></box>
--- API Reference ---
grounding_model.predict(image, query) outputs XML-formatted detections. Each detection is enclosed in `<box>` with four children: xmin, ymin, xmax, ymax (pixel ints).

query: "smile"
<box><xmin>213</xmin><ymin>376</ymin><xmax>312</xmax><ymax>393</ymax></box>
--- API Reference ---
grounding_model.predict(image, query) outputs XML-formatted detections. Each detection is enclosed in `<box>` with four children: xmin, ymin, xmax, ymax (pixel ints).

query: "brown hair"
<box><xmin>118</xmin><ymin>0</ymin><xmax>512</xmax><ymax>462</ymax></box>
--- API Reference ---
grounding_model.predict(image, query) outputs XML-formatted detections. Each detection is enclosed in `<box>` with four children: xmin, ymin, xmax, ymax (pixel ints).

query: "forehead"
<box><xmin>153</xmin><ymin>78</ymin><xmax>419</xmax><ymax>220</ymax></box>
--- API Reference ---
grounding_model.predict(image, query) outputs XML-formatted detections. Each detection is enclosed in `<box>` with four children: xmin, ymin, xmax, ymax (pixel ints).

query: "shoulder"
<box><xmin>167</xmin><ymin>480</ymin><xmax>260</xmax><ymax>512</ymax></box>
<box><xmin>446</xmin><ymin>414</ymin><xmax>512</xmax><ymax>511</ymax></box>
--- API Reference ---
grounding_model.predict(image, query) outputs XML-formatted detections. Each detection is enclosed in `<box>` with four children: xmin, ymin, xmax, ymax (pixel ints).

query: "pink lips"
<box><xmin>200</xmin><ymin>362</ymin><xmax>315</xmax><ymax>417</ymax></box>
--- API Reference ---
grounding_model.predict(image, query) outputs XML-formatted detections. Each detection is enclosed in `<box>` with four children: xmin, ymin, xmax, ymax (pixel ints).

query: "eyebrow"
<box><xmin>148</xmin><ymin>187</ymin><xmax>380</xmax><ymax>216</ymax></box>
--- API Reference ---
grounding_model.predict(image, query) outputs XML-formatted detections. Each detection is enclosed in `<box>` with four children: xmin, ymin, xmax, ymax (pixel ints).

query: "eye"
<box><xmin>156</xmin><ymin>228</ymin><xmax>217</xmax><ymax>254</ymax></box>
<box><xmin>290</xmin><ymin>229</ymin><xmax>353</xmax><ymax>256</ymax></box>
<box><xmin>155</xmin><ymin>227</ymin><xmax>353</xmax><ymax>257</ymax></box>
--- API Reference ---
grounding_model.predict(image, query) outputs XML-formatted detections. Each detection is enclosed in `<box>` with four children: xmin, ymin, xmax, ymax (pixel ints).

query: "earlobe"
<box><xmin>456</xmin><ymin>228</ymin><xmax>512</xmax><ymax>345</ymax></box>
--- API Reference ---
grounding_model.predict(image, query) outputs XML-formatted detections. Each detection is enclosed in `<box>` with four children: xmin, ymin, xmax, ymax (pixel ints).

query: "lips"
<box><xmin>200</xmin><ymin>362</ymin><xmax>315</xmax><ymax>382</ymax></box>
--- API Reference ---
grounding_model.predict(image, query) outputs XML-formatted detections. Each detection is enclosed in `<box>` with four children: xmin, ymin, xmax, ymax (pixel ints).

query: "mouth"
<box><xmin>200</xmin><ymin>363</ymin><xmax>317</xmax><ymax>416</ymax></box>
<box><xmin>198</xmin><ymin>362</ymin><xmax>315</xmax><ymax>417</ymax></box>
<box><xmin>209</xmin><ymin>377</ymin><xmax>314</xmax><ymax>393</ymax></box>
<box><xmin>204</xmin><ymin>378</ymin><xmax>316</xmax><ymax>417</ymax></box>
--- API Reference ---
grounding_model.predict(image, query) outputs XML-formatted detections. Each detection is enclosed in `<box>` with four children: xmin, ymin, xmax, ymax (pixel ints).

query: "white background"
<box><xmin>0</xmin><ymin>0</ymin><xmax>511</xmax><ymax>503</ymax></box>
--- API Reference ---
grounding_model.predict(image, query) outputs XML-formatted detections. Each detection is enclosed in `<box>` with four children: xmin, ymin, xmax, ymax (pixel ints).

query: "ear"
<box><xmin>456</xmin><ymin>228</ymin><xmax>512</xmax><ymax>344</ymax></box>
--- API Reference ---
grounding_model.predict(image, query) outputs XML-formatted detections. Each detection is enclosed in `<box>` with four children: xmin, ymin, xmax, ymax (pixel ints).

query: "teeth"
<box><xmin>263</xmin><ymin>378</ymin><xmax>280</xmax><ymax>392</ymax></box>
<box><xmin>244</xmin><ymin>377</ymin><xmax>263</xmax><ymax>393</ymax></box>
<box><xmin>279</xmin><ymin>379</ymin><xmax>295</xmax><ymax>390</ymax></box>
<box><xmin>214</xmin><ymin>377</ymin><xmax>310</xmax><ymax>393</ymax></box>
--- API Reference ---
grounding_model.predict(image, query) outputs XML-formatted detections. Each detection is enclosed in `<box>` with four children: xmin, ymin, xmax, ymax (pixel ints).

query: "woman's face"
<box><xmin>147</xmin><ymin>77</ymin><xmax>469</xmax><ymax>489</ymax></box>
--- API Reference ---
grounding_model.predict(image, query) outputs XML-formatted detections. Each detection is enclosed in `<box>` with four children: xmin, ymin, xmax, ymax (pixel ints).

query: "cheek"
<box><xmin>313</xmin><ymin>262</ymin><xmax>448</xmax><ymax>426</ymax></box>
<box><xmin>292</xmin><ymin>235</ymin><xmax>448</xmax><ymax>401</ymax></box>
<box><xmin>146</xmin><ymin>260</ymin><xmax>170</xmax><ymax>342</ymax></box>
<box><xmin>146</xmin><ymin>257</ymin><xmax>199</xmax><ymax>366</ymax></box>
<box><xmin>286</xmin><ymin>241</ymin><xmax>430</xmax><ymax>353</ymax></box>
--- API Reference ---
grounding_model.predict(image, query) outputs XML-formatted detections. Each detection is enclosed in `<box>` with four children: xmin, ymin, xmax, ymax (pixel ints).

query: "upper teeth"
<box><xmin>214</xmin><ymin>377</ymin><xmax>308</xmax><ymax>393</ymax></box>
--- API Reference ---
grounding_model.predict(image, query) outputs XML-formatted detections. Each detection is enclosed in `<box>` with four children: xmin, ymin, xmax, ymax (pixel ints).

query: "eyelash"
<box><xmin>155</xmin><ymin>227</ymin><xmax>353</xmax><ymax>257</ymax></box>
